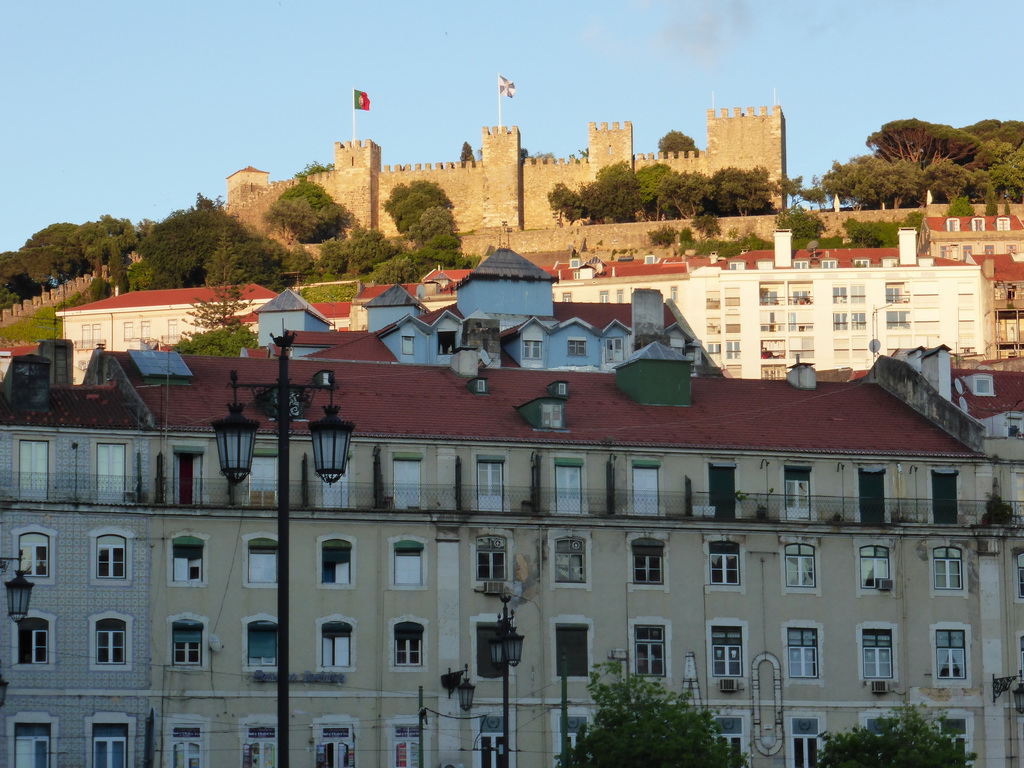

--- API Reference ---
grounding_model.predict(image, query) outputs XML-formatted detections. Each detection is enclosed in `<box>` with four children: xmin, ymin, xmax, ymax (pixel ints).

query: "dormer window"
<box><xmin>468</xmin><ymin>378</ymin><xmax>488</xmax><ymax>395</ymax></box>
<box><xmin>793</xmin><ymin>261</ymin><xmax>809</xmax><ymax>269</ymax></box>
<box><xmin>853</xmin><ymin>259</ymin><xmax>870</xmax><ymax>268</ymax></box>
<box><xmin>822</xmin><ymin>260</ymin><xmax>838</xmax><ymax>269</ymax></box>
<box><xmin>645</xmin><ymin>255</ymin><xmax>656</xmax><ymax>265</ymax></box>
<box><xmin>570</xmin><ymin>258</ymin><xmax>581</xmax><ymax>269</ymax></box>
<box><xmin>541</xmin><ymin>402</ymin><xmax>565</xmax><ymax>428</ymax></box>
<box><xmin>971</xmin><ymin>375</ymin><xmax>994</xmax><ymax>396</ymax></box>
<box><xmin>728</xmin><ymin>261</ymin><xmax>745</xmax><ymax>271</ymax></box>
<box><xmin>997</xmin><ymin>217</ymin><xmax>1011</xmax><ymax>232</ymax></box>
<box><xmin>548</xmin><ymin>381</ymin><xmax>569</xmax><ymax>398</ymax></box>
<box><xmin>882</xmin><ymin>258</ymin><xmax>896</xmax><ymax>268</ymax></box>
<box><xmin>945</xmin><ymin>219</ymin><xmax>961</xmax><ymax>232</ymax></box>
<box><xmin>971</xmin><ymin>218</ymin><xmax>985</xmax><ymax>232</ymax></box>
<box><xmin>756</xmin><ymin>260</ymin><xmax>773</xmax><ymax>270</ymax></box>
<box><xmin>437</xmin><ymin>331</ymin><xmax>457</xmax><ymax>355</ymax></box>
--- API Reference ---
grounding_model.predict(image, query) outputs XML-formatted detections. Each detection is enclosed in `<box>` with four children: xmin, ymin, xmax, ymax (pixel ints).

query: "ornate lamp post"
<box><xmin>489</xmin><ymin>595</ymin><xmax>524</xmax><ymax>768</ymax></box>
<box><xmin>0</xmin><ymin>555</ymin><xmax>36</xmax><ymax>707</ymax></box>
<box><xmin>212</xmin><ymin>332</ymin><xmax>354</xmax><ymax>768</ymax></box>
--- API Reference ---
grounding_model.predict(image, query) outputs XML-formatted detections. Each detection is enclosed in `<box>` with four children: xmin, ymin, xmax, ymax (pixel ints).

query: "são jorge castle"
<box><xmin>226</xmin><ymin>106</ymin><xmax>785</xmax><ymax>237</ymax></box>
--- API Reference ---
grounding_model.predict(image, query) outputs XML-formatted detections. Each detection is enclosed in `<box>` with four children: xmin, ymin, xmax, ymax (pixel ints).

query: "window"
<box><xmin>562</xmin><ymin>293</ymin><xmax>572</xmax><ymax>302</ymax></box>
<box><xmin>555</xmin><ymin>538</ymin><xmax>585</xmax><ymax>583</ymax></box>
<box><xmin>18</xmin><ymin>618</ymin><xmax>48</xmax><ymax>664</ymax></box>
<box><xmin>962</xmin><ymin>245</ymin><xmax>973</xmax><ymax>258</ymax></box>
<box><xmin>96</xmin><ymin>618</ymin><xmax>126</xmax><ymax>665</ymax></box>
<box><xmin>401</xmin><ymin>336</ymin><xmax>414</xmax><ymax>355</ymax></box>
<box><xmin>542</xmin><ymin>402</ymin><xmax>565</xmax><ymax>429</ymax></box>
<box><xmin>318</xmin><ymin>727</ymin><xmax>354</xmax><ymax>768</ymax></box>
<box><xmin>787</xmin><ymin>628</ymin><xmax>818</xmax><ymax>678</ymax></box>
<box><xmin>96</xmin><ymin>443</ymin><xmax>127</xmax><ymax>501</ymax></box>
<box><xmin>556</xmin><ymin>625</ymin><xmax>589</xmax><ymax>677</ymax></box>
<box><xmin>711</xmin><ymin>626</ymin><xmax>742</xmax><ymax>677</ymax></box>
<box><xmin>794</xmin><ymin>261</ymin><xmax>809</xmax><ymax>269</ymax></box>
<box><xmin>941</xmin><ymin>718</ymin><xmax>968</xmax><ymax>755</ymax></box>
<box><xmin>971</xmin><ymin>218</ymin><xmax>985</xmax><ymax>232</ymax></box>
<box><xmin>172</xmin><ymin>620</ymin><xmax>203</xmax><ymax>665</ymax></box>
<box><xmin>604</xmin><ymin>337</ymin><xmax>624</xmax><ymax>364</ymax></box>
<box><xmin>124</xmin><ymin>321</ymin><xmax>135</xmax><ymax>340</ymax></box>
<box><xmin>321</xmin><ymin>539</ymin><xmax>352</xmax><ymax>585</ymax></box>
<box><xmin>598</xmin><ymin>291</ymin><xmax>609</xmax><ymax>303</ymax></box>
<box><xmin>394</xmin><ymin>622</ymin><xmax>423</xmax><ymax>666</ymax></box>
<box><xmin>247</xmin><ymin>620</ymin><xmax>278</xmax><ymax>666</ymax></box>
<box><xmin>140</xmin><ymin>320</ymin><xmax>151</xmax><ymax>338</ymax></box>
<box><xmin>709</xmin><ymin>542</ymin><xmax>740</xmax><ymax>585</ymax></box>
<box><xmin>243</xmin><ymin>727</ymin><xmax>276</xmax><ymax>768</ymax></box>
<box><xmin>567</xmin><ymin>338</ymin><xmax>587</xmax><ymax>357</ymax></box>
<box><xmin>476</xmin><ymin>536</ymin><xmax>506</xmax><ymax>581</ymax></box>
<box><xmin>822</xmin><ymin>259</ymin><xmax>837</xmax><ymax>269</ymax></box>
<box><xmin>784</xmin><ymin>467</ymin><xmax>811</xmax><ymax>518</ymax></box>
<box><xmin>96</xmin><ymin>535</ymin><xmax>126</xmax><ymax>579</ymax></box>
<box><xmin>946</xmin><ymin>219</ymin><xmax>961</xmax><ymax>232</ymax></box>
<box><xmin>851</xmin><ymin>312</ymin><xmax>867</xmax><ymax>330</ymax></box>
<box><xmin>859</xmin><ymin>546</ymin><xmax>890</xmax><ymax>588</ymax></box>
<box><xmin>933</xmin><ymin>547</ymin><xmax>963</xmax><ymax>590</ymax></box>
<box><xmin>477</xmin><ymin>460</ymin><xmax>504</xmax><ymax>511</ymax></box>
<box><xmin>554</xmin><ymin>462</ymin><xmax>582</xmax><ymax>513</ymax></box>
<box><xmin>19</xmin><ymin>532</ymin><xmax>49</xmax><ymax>577</ymax></box>
<box><xmin>93</xmin><ymin>724</ymin><xmax>128</xmax><ymax>768</ymax></box>
<box><xmin>247</xmin><ymin>538</ymin><xmax>278</xmax><ymax>584</ymax></box>
<box><xmin>616</xmin><ymin>289</ymin><xmax>625</xmax><ymax>303</ymax></box>
<box><xmin>522</xmin><ymin>339</ymin><xmax>542</xmax><ymax>360</ymax></box>
<box><xmin>715</xmin><ymin>717</ymin><xmax>744</xmax><ymax>757</ymax></box>
<box><xmin>15</xmin><ymin>723</ymin><xmax>51</xmax><ymax>768</ymax></box>
<box><xmin>393</xmin><ymin>540</ymin><xmax>423</xmax><ymax>585</ymax></box>
<box><xmin>707</xmin><ymin>342</ymin><xmax>721</xmax><ymax>355</ymax></box>
<box><xmin>249</xmin><ymin>455</ymin><xmax>276</xmax><ymax>506</ymax></box>
<box><xmin>167</xmin><ymin>318</ymin><xmax>179</xmax><ymax>341</ymax></box>
<box><xmin>634</xmin><ymin>625</ymin><xmax>665</xmax><ymax>676</ymax></box>
<box><xmin>172</xmin><ymin>536</ymin><xmax>203</xmax><ymax>582</ymax></box>
<box><xmin>791</xmin><ymin>718</ymin><xmax>820</xmax><ymax>768</ymax></box>
<box><xmin>886</xmin><ymin>311</ymin><xmax>909</xmax><ymax>329</ymax></box>
<box><xmin>437</xmin><ymin>330</ymin><xmax>456</xmax><ymax>355</ymax></box>
<box><xmin>632</xmin><ymin>539</ymin><xmax>663</xmax><ymax>585</ymax></box>
<box><xmin>725</xmin><ymin>341</ymin><xmax>741</xmax><ymax>360</ymax></box>
<box><xmin>174</xmin><ymin>451</ymin><xmax>203</xmax><ymax>505</ymax></box>
<box><xmin>632</xmin><ymin>465</ymin><xmax>659</xmax><ymax>515</ymax></box>
<box><xmin>322</xmin><ymin>621</ymin><xmax>352</xmax><ymax>667</ymax></box>
<box><xmin>971</xmin><ymin>375</ymin><xmax>994</xmax><ymax>396</ymax></box>
<box><xmin>476</xmin><ymin>623</ymin><xmax>502</xmax><ymax>679</ymax></box>
<box><xmin>1017</xmin><ymin>553</ymin><xmax>1024</xmax><ymax>598</ymax></box>
<box><xmin>885</xmin><ymin>285</ymin><xmax>904</xmax><ymax>303</ymax></box>
<box><xmin>997</xmin><ymin>217</ymin><xmax>1011</xmax><ymax>231</ymax></box>
<box><xmin>393</xmin><ymin>458</ymin><xmax>421</xmax><ymax>508</ymax></box>
<box><xmin>833</xmin><ymin>313</ymin><xmax>848</xmax><ymax>331</ymax></box>
<box><xmin>985</xmin><ymin>244</ymin><xmax>995</xmax><ymax>255</ymax></box>
<box><xmin>850</xmin><ymin>285</ymin><xmax>866</xmax><ymax>304</ymax></box>
<box><xmin>19</xmin><ymin>440</ymin><xmax>48</xmax><ymax>499</ymax></box>
<box><xmin>936</xmin><ymin>629</ymin><xmax>966</xmax><ymax>679</ymax></box>
<box><xmin>785</xmin><ymin>544</ymin><xmax>815</xmax><ymax>588</ymax></box>
<box><xmin>862</xmin><ymin>629</ymin><xmax>892</xmax><ymax>678</ymax></box>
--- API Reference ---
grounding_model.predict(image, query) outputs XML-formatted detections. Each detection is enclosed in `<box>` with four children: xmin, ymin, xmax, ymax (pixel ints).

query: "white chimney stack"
<box><xmin>898</xmin><ymin>227</ymin><xmax>917</xmax><ymax>266</ymax></box>
<box><xmin>774</xmin><ymin>229</ymin><xmax>793</xmax><ymax>268</ymax></box>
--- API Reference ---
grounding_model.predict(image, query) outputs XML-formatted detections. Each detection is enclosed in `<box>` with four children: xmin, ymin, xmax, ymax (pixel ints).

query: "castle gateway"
<box><xmin>226</xmin><ymin>107</ymin><xmax>786</xmax><ymax>236</ymax></box>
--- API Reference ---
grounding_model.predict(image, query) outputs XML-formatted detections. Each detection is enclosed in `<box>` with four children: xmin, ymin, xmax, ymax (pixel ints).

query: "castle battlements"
<box><xmin>227</xmin><ymin>109</ymin><xmax>785</xmax><ymax>237</ymax></box>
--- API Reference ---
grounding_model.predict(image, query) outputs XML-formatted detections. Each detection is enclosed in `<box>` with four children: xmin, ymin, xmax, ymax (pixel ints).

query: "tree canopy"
<box><xmin>564</xmin><ymin>663</ymin><xmax>744</xmax><ymax>768</ymax></box>
<box><xmin>658</xmin><ymin>130</ymin><xmax>699</xmax><ymax>155</ymax></box>
<box><xmin>293</xmin><ymin>160</ymin><xmax>334</xmax><ymax>178</ymax></box>
<box><xmin>174</xmin><ymin>325</ymin><xmax>259</xmax><ymax>357</ymax></box>
<box><xmin>818</xmin><ymin>705</ymin><xmax>975</xmax><ymax>768</ymax></box>
<box><xmin>460</xmin><ymin>142</ymin><xmax>474</xmax><ymax>163</ymax></box>
<box><xmin>265</xmin><ymin>181</ymin><xmax>350</xmax><ymax>244</ymax></box>
<box><xmin>384</xmin><ymin>181</ymin><xmax>454</xmax><ymax>234</ymax></box>
<box><xmin>867</xmin><ymin>119</ymin><xmax>982</xmax><ymax>168</ymax></box>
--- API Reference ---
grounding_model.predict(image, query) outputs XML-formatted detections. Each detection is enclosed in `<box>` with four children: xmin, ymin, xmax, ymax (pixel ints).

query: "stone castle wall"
<box><xmin>226</xmin><ymin>107</ymin><xmax>786</xmax><ymax>238</ymax></box>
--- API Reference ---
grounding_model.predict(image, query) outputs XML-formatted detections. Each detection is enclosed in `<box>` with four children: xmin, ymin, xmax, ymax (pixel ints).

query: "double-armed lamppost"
<box><xmin>489</xmin><ymin>594</ymin><xmax>524</xmax><ymax>768</ymax></box>
<box><xmin>212</xmin><ymin>332</ymin><xmax>355</xmax><ymax>768</ymax></box>
<box><xmin>0</xmin><ymin>556</ymin><xmax>36</xmax><ymax>707</ymax></box>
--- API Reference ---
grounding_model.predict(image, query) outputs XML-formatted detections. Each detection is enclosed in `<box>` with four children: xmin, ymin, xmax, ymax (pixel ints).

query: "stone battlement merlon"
<box><xmin>383</xmin><ymin>162</ymin><xmax>479</xmax><ymax>174</ymax></box>
<box><xmin>485</xmin><ymin>126</ymin><xmax>520</xmax><ymax>137</ymax></box>
<box><xmin>635</xmin><ymin>151</ymin><xmax>705</xmax><ymax>161</ymax></box>
<box><xmin>706</xmin><ymin>105</ymin><xmax>780</xmax><ymax>120</ymax></box>
<box><xmin>588</xmin><ymin>121</ymin><xmax>633</xmax><ymax>133</ymax></box>
<box><xmin>333</xmin><ymin>139</ymin><xmax>379</xmax><ymax>151</ymax></box>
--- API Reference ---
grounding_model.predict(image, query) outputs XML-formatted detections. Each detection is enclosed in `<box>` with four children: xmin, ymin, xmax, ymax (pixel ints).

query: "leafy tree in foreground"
<box><xmin>175</xmin><ymin>325</ymin><xmax>259</xmax><ymax>357</ymax></box>
<box><xmin>564</xmin><ymin>663</ymin><xmax>744</xmax><ymax>768</ymax></box>
<box><xmin>710</xmin><ymin>167</ymin><xmax>777</xmax><ymax>216</ymax></box>
<box><xmin>188</xmin><ymin>284</ymin><xmax>253</xmax><ymax>331</ymax></box>
<box><xmin>548</xmin><ymin>183</ymin><xmax>586</xmax><ymax>224</ymax></box>
<box><xmin>658</xmin><ymin>170</ymin><xmax>712</xmax><ymax>219</ymax></box>
<box><xmin>635</xmin><ymin>164</ymin><xmax>672</xmax><ymax>220</ymax></box>
<box><xmin>658</xmin><ymin>130</ymin><xmax>698</xmax><ymax>155</ymax></box>
<box><xmin>407</xmin><ymin>206</ymin><xmax>457</xmax><ymax>247</ymax></box>
<box><xmin>946</xmin><ymin>196</ymin><xmax>975</xmax><ymax>216</ymax></box>
<box><xmin>818</xmin><ymin>705</ymin><xmax>974</xmax><ymax>768</ymax></box>
<box><xmin>266</xmin><ymin>181</ymin><xmax>350</xmax><ymax>244</ymax></box>
<box><xmin>460</xmin><ymin>142</ymin><xmax>474</xmax><ymax>163</ymax></box>
<box><xmin>867</xmin><ymin>119</ymin><xmax>982</xmax><ymax>168</ymax></box>
<box><xmin>584</xmin><ymin>162</ymin><xmax>642</xmax><ymax>223</ymax></box>
<box><xmin>385</xmin><ymin>181</ymin><xmax>453</xmax><ymax>235</ymax></box>
<box><xmin>775</xmin><ymin>207</ymin><xmax>825</xmax><ymax>243</ymax></box>
<box><xmin>293</xmin><ymin>160</ymin><xmax>334</xmax><ymax>178</ymax></box>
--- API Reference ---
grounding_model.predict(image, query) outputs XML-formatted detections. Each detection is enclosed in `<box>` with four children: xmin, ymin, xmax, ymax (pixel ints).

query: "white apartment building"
<box><xmin>554</xmin><ymin>229</ymin><xmax>988</xmax><ymax>378</ymax></box>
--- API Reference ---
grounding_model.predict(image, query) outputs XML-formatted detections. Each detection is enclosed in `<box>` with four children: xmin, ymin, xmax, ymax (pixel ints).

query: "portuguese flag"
<box><xmin>354</xmin><ymin>89</ymin><xmax>370</xmax><ymax>111</ymax></box>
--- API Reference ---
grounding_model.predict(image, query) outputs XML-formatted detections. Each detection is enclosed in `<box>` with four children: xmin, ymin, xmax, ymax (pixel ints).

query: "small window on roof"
<box><xmin>822</xmin><ymin>260</ymin><xmax>838</xmax><ymax>269</ymax></box>
<box><xmin>468</xmin><ymin>378</ymin><xmax>488</xmax><ymax>395</ymax></box>
<box><xmin>971</xmin><ymin>374</ymin><xmax>994</xmax><ymax>396</ymax></box>
<box><xmin>793</xmin><ymin>261</ymin><xmax>809</xmax><ymax>269</ymax></box>
<box><xmin>547</xmin><ymin>381</ymin><xmax>569</xmax><ymax>398</ymax></box>
<box><xmin>996</xmin><ymin>217</ymin><xmax>1011</xmax><ymax>231</ymax></box>
<box><xmin>971</xmin><ymin>218</ymin><xmax>985</xmax><ymax>232</ymax></box>
<box><xmin>945</xmin><ymin>219</ymin><xmax>961</xmax><ymax>232</ymax></box>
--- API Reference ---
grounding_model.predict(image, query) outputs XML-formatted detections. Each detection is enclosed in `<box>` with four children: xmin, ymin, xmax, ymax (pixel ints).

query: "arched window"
<box><xmin>247</xmin><ymin>620</ymin><xmax>278</xmax><ymax>666</ymax></box>
<box><xmin>322</xmin><ymin>621</ymin><xmax>353</xmax><ymax>667</ymax></box>
<box><xmin>321</xmin><ymin>540</ymin><xmax>352</xmax><ymax>585</ymax></box>
<box><xmin>96</xmin><ymin>535</ymin><xmax>127</xmax><ymax>579</ymax></box>
<box><xmin>784</xmin><ymin>544</ymin><xmax>815</xmax><ymax>588</ymax></box>
<box><xmin>96</xmin><ymin>618</ymin><xmax>127</xmax><ymax>664</ymax></box>
<box><xmin>394</xmin><ymin>622</ymin><xmax>423</xmax><ymax>666</ymax></box>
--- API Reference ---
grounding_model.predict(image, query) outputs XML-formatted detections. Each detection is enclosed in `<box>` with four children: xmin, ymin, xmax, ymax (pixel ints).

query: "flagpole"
<box><xmin>497</xmin><ymin>73</ymin><xmax>502</xmax><ymax>130</ymax></box>
<box><xmin>352</xmin><ymin>87</ymin><xmax>357</xmax><ymax>142</ymax></box>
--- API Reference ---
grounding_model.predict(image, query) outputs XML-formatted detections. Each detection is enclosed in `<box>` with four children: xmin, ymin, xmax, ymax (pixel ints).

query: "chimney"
<box><xmin>787</xmin><ymin>361</ymin><xmax>816</xmax><ymax>390</ymax></box>
<box><xmin>898</xmin><ymin>227</ymin><xmax>917</xmax><ymax>266</ymax></box>
<box><xmin>774</xmin><ymin>229</ymin><xmax>793</xmax><ymax>268</ymax></box>
<box><xmin>921</xmin><ymin>347</ymin><xmax>952</xmax><ymax>401</ymax></box>
<box><xmin>631</xmin><ymin>288</ymin><xmax>668</xmax><ymax>350</ymax></box>
<box><xmin>449</xmin><ymin>348</ymin><xmax>480</xmax><ymax>376</ymax></box>
<box><xmin>982</xmin><ymin>259</ymin><xmax>995</xmax><ymax>279</ymax></box>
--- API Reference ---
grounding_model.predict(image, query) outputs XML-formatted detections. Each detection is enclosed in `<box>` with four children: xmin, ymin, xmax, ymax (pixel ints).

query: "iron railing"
<box><xmin>4</xmin><ymin>473</ymin><xmax>1014</xmax><ymax>527</ymax></box>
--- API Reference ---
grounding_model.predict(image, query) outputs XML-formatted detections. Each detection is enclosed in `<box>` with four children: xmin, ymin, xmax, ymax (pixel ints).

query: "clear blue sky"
<box><xmin>1</xmin><ymin>0</ymin><xmax>1017</xmax><ymax>253</ymax></box>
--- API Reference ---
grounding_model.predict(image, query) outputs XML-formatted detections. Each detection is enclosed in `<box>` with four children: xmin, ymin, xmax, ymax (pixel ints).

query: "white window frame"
<box><xmin>320</xmin><ymin>537</ymin><xmax>354</xmax><ymax>587</ymax></box>
<box><xmin>567</xmin><ymin>337</ymin><xmax>587</xmax><ymax>357</ymax></box>
<box><xmin>90</xmin><ymin>720</ymin><xmax>130</xmax><ymax>768</ymax></box>
<box><xmin>170</xmin><ymin>615</ymin><xmax>206</xmax><ymax>668</ymax></box>
<box><xmin>859</xmin><ymin>545</ymin><xmax>890</xmax><ymax>589</ymax></box>
<box><xmin>244</xmin><ymin>534</ymin><xmax>278</xmax><ymax>587</ymax></box>
<box><xmin>391</xmin><ymin>537</ymin><xmax>426</xmax><ymax>588</ymax></box>
<box><xmin>784</xmin><ymin>544</ymin><xmax>815</xmax><ymax>588</ymax></box>
<box><xmin>933</xmin><ymin>546</ymin><xmax>963</xmax><ymax>591</ymax></box>
<box><xmin>14</xmin><ymin>720</ymin><xmax>54</xmax><ymax>768</ymax></box>
<box><xmin>391</xmin><ymin>618</ymin><xmax>426</xmax><ymax>670</ymax></box>
<box><xmin>476</xmin><ymin>460</ymin><xmax>504</xmax><ymax>512</ymax></box>
<box><xmin>90</xmin><ymin>612</ymin><xmax>131</xmax><ymax>670</ymax></box>
<box><xmin>392</xmin><ymin>458</ymin><xmax>421</xmax><ymax>509</ymax></box>
<box><xmin>710</xmin><ymin>625</ymin><xmax>744</xmax><ymax>677</ymax></box>
<box><xmin>554</xmin><ymin>462</ymin><xmax>583</xmax><ymax>514</ymax></box>
<box><xmin>860</xmin><ymin>626</ymin><xmax>894</xmax><ymax>680</ymax></box>
<box><xmin>16</xmin><ymin>612</ymin><xmax>53</xmax><ymax>667</ymax></box>
<box><xmin>320</xmin><ymin>618</ymin><xmax>354</xmax><ymax>669</ymax></box>
<box><xmin>170</xmin><ymin>533</ymin><xmax>207</xmax><ymax>586</ymax></box>
<box><xmin>522</xmin><ymin>338</ymin><xmax>543</xmax><ymax>362</ymax></box>
<box><xmin>786</xmin><ymin>627</ymin><xmax>819</xmax><ymax>679</ymax></box>
<box><xmin>244</xmin><ymin>614</ymin><xmax>279</xmax><ymax>669</ymax></box>
<box><xmin>16</xmin><ymin>527</ymin><xmax>54</xmax><ymax>581</ymax></box>
<box><xmin>554</xmin><ymin>537</ymin><xmax>587</xmax><ymax>585</ymax></box>
<box><xmin>632</xmin><ymin>622</ymin><xmax>667</xmax><ymax>677</ymax></box>
<box><xmin>96</xmin><ymin>443</ymin><xmax>128</xmax><ymax>503</ymax></box>
<box><xmin>934</xmin><ymin>626</ymin><xmax>968</xmax><ymax>681</ymax></box>
<box><xmin>19</xmin><ymin>440</ymin><xmax>48</xmax><ymax>500</ymax></box>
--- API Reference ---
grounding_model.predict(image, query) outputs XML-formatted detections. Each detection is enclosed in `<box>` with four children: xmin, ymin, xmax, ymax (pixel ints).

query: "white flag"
<box><xmin>499</xmin><ymin>75</ymin><xmax>516</xmax><ymax>98</ymax></box>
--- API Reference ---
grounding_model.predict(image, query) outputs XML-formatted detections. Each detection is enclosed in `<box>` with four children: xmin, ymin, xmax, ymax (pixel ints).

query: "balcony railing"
<box><xmin>6</xmin><ymin>474</ymin><xmax>1012</xmax><ymax>527</ymax></box>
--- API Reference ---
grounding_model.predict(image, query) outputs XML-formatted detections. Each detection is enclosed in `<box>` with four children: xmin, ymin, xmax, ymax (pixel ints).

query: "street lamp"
<box><xmin>440</xmin><ymin>666</ymin><xmax>477</xmax><ymax>712</ymax></box>
<box><xmin>489</xmin><ymin>594</ymin><xmax>524</xmax><ymax>768</ymax></box>
<box><xmin>0</xmin><ymin>554</ymin><xmax>36</xmax><ymax>707</ymax></box>
<box><xmin>212</xmin><ymin>332</ymin><xmax>355</xmax><ymax>768</ymax></box>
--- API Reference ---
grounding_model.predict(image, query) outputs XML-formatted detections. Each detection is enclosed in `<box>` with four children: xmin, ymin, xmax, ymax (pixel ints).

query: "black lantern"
<box><xmin>212</xmin><ymin>401</ymin><xmax>260</xmax><ymax>484</ymax></box>
<box><xmin>457</xmin><ymin>676</ymin><xmax>476</xmax><ymax>712</ymax></box>
<box><xmin>5</xmin><ymin>570</ymin><xmax>34</xmax><ymax>623</ymax></box>
<box><xmin>502</xmin><ymin>629</ymin><xmax>524</xmax><ymax>668</ymax></box>
<box><xmin>309</xmin><ymin>404</ymin><xmax>355</xmax><ymax>484</ymax></box>
<box><xmin>1013</xmin><ymin>681</ymin><xmax>1024</xmax><ymax>715</ymax></box>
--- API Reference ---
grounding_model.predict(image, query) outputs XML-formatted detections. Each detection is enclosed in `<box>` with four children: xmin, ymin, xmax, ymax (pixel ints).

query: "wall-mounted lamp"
<box><xmin>440</xmin><ymin>665</ymin><xmax>475</xmax><ymax>711</ymax></box>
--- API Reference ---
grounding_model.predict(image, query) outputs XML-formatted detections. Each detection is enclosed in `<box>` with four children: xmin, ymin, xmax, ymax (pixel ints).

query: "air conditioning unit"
<box><xmin>876</xmin><ymin>578</ymin><xmax>893</xmax><ymax>591</ymax></box>
<box><xmin>482</xmin><ymin>581</ymin><xmax>506</xmax><ymax>596</ymax></box>
<box><xmin>870</xmin><ymin>680</ymin><xmax>890</xmax><ymax>694</ymax></box>
<box><xmin>719</xmin><ymin>678</ymin><xmax>742</xmax><ymax>693</ymax></box>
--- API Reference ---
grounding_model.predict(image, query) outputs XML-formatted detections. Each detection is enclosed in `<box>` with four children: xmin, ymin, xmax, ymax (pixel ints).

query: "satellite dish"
<box><xmin>954</xmin><ymin>379</ymin><xmax>964</xmax><ymax>394</ymax></box>
<box><xmin>806</xmin><ymin>239</ymin><xmax>819</xmax><ymax>252</ymax></box>
<box><xmin>958</xmin><ymin>396</ymin><xmax>969</xmax><ymax>412</ymax></box>
<box><xmin>869</xmin><ymin>339</ymin><xmax>881</xmax><ymax>355</ymax></box>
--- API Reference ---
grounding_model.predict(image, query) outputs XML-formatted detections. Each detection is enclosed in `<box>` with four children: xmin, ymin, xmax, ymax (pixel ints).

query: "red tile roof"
<box><xmin>971</xmin><ymin>253</ymin><xmax>1024</xmax><ymax>281</ymax></box>
<box><xmin>60</xmin><ymin>284</ymin><xmax>277</xmax><ymax>313</ymax></box>
<box><xmin>551</xmin><ymin>260</ymin><xmax>689</xmax><ymax>281</ymax></box>
<box><xmin>550</xmin><ymin>302</ymin><xmax>678</xmax><ymax>329</ymax></box>
<box><xmin>111</xmin><ymin>352</ymin><xmax>977</xmax><ymax>457</ymax></box>
<box><xmin>298</xmin><ymin>332</ymin><xmax>396</xmax><ymax>362</ymax></box>
<box><xmin>926</xmin><ymin>215</ymin><xmax>1023</xmax><ymax>231</ymax></box>
<box><xmin>703</xmin><ymin>248</ymin><xmax>970</xmax><ymax>270</ymax></box>
<box><xmin>311</xmin><ymin>302</ymin><xmax>351</xmax><ymax>319</ymax></box>
<box><xmin>0</xmin><ymin>384</ymin><xmax>143</xmax><ymax>428</ymax></box>
<box><xmin>355</xmin><ymin>284</ymin><xmax>418</xmax><ymax>302</ymax></box>
<box><xmin>952</xmin><ymin>368</ymin><xmax>1024</xmax><ymax>417</ymax></box>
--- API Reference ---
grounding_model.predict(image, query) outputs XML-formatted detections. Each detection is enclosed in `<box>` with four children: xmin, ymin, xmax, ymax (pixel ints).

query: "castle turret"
<box><xmin>588</xmin><ymin>122</ymin><xmax>633</xmax><ymax>174</ymax></box>
<box><xmin>226</xmin><ymin>166</ymin><xmax>270</xmax><ymax>206</ymax></box>
<box><xmin>706</xmin><ymin>106</ymin><xmax>786</xmax><ymax>195</ymax></box>
<box><xmin>331</xmin><ymin>140</ymin><xmax>382</xmax><ymax>229</ymax></box>
<box><xmin>481</xmin><ymin>126</ymin><xmax>522</xmax><ymax>229</ymax></box>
